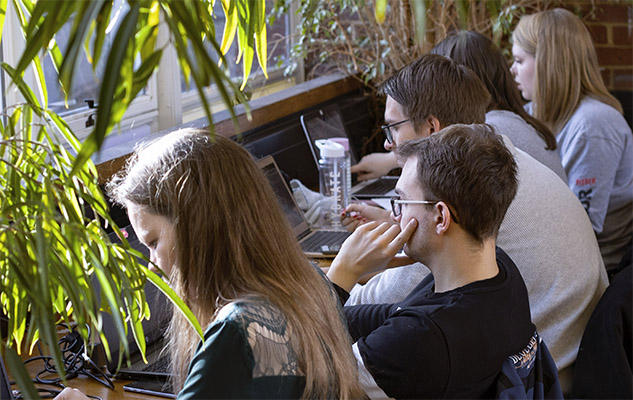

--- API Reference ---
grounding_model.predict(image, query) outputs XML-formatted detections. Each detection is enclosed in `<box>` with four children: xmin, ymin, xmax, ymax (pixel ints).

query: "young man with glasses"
<box><xmin>342</xmin><ymin>54</ymin><xmax>607</xmax><ymax>394</ymax></box>
<box><xmin>327</xmin><ymin>124</ymin><xmax>556</xmax><ymax>398</ymax></box>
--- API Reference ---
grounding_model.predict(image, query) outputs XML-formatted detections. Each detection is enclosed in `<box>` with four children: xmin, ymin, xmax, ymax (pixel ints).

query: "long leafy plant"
<box><xmin>0</xmin><ymin>0</ymin><xmax>268</xmax><ymax>398</ymax></box>
<box><xmin>273</xmin><ymin>0</ymin><xmax>554</xmax><ymax>88</ymax></box>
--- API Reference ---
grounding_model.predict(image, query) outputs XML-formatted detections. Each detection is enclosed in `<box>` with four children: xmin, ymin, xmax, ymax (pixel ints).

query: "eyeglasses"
<box><xmin>390</xmin><ymin>196</ymin><xmax>438</xmax><ymax>217</ymax></box>
<box><xmin>381</xmin><ymin>119</ymin><xmax>410</xmax><ymax>144</ymax></box>
<box><xmin>390</xmin><ymin>196</ymin><xmax>461</xmax><ymax>224</ymax></box>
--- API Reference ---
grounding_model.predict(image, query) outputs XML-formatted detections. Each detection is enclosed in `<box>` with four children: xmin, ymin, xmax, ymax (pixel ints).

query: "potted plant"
<box><xmin>0</xmin><ymin>1</ymin><xmax>269</xmax><ymax>397</ymax></box>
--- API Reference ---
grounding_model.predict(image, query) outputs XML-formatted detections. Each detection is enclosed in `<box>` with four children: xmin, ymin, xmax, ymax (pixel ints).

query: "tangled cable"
<box><xmin>12</xmin><ymin>323</ymin><xmax>112</xmax><ymax>399</ymax></box>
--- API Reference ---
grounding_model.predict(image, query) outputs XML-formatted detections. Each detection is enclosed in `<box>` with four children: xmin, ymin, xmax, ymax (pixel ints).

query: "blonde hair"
<box><xmin>512</xmin><ymin>8</ymin><xmax>623</xmax><ymax>133</ymax></box>
<box><xmin>109</xmin><ymin>129</ymin><xmax>365</xmax><ymax>399</ymax></box>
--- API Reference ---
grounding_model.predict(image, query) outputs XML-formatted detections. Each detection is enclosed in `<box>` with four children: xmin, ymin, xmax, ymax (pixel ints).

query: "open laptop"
<box><xmin>1</xmin><ymin>352</ymin><xmax>14</xmax><ymax>400</ymax></box>
<box><xmin>258</xmin><ymin>155</ymin><xmax>351</xmax><ymax>257</ymax></box>
<box><xmin>100</xmin><ymin>225</ymin><xmax>173</xmax><ymax>384</ymax></box>
<box><xmin>300</xmin><ymin>104</ymin><xmax>398</xmax><ymax>198</ymax></box>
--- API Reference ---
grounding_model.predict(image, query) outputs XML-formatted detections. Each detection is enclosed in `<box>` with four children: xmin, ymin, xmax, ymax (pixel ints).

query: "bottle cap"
<box><xmin>315</xmin><ymin>139</ymin><xmax>345</xmax><ymax>158</ymax></box>
<box><xmin>330</xmin><ymin>137</ymin><xmax>349</xmax><ymax>152</ymax></box>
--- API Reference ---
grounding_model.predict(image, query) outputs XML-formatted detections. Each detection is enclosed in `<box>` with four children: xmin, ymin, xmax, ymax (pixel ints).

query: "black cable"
<box><xmin>11</xmin><ymin>323</ymin><xmax>112</xmax><ymax>399</ymax></box>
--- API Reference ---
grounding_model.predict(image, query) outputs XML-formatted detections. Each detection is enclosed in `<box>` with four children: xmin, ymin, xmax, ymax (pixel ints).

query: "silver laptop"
<box><xmin>258</xmin><ymin>155</ymin><xmax>351</xmax><ymax>258</ymax></box>
<box><xmin>300</xmin><ymin>104</ymin><xmax>398</xmax><ymax>198</ymax></box>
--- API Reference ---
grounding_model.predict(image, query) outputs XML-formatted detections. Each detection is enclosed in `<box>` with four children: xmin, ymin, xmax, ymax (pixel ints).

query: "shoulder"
<box><xmin>214</xmin><ymin>298</ymin><xmax>289</xmax><ymax>337</ymax></box>
<box><xmin>486</xmin><ymin>110</ymin><xmax>524</xmax><ymax>126</ymax></box>
<box><xmin>563</xmin><ymin>98</ymin><xmax>631</xmax><ymax>141</ymax></box>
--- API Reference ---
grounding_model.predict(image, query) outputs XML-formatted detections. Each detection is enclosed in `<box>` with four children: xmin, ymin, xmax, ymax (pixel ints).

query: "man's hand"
<box><xmin>327</xmin><ymin>219</ymin><xmax>417</xmax><ymax>292</ymax></box>
<box><xmin>341</xmin><ymin>203</ymin><xmax>394</xmax><ymax>232</ymax></box>
<box><xmin>351</xmin><ymin>152</ymin><xmax>398</xmax><ymax>181</ymax></box>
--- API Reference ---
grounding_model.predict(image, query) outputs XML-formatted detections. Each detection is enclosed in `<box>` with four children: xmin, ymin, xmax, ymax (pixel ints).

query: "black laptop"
<box><xmin>100</xmin><ymin>225</ymin><xmax>173</xmax><ymax>382</ymax></box>
<box><xmin>258</xmin><ymin>156</ymin><xmax>351</xmax><ymax>257</ymax></box>
<box><xmin>300</xmin><ymin>104</ymin><xmax>398</xmax><ymax>198</ymax></box>
<box><xmin>1</xmin><ymin>352</ymin><xmax>14</xmax><ymax>400</ymax></box>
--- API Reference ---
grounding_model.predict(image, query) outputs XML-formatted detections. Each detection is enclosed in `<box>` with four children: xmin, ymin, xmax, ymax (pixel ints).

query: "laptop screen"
<box><xmin>257</xmin><ymin>156</ymin><xmax>312</xmax><ymax>239</ymax></box>
<box><xmin>300</xmin><ymin>104</ymin><xmax>359</xmax><ymax>166</ymax></box>
<box><xmin>101</xmin><ymin>226</ymin><xmax>172</xmax><ymax>375</ymax></box>
<box><xmin>0</xmin><ymin>353</ymin><xmax>13</xmax><ymax>400</ymax></box>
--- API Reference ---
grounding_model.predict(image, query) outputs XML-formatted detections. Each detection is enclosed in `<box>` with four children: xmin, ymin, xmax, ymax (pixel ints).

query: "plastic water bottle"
<box><xmin>330</xmin><ymin>137</ymin><xmax>352</xmax><ymax>207</ymax></box>
<box><xmin>315</xmin><ymin>139</ymin><xmax>349</xmax><ymax>230</ymax></box>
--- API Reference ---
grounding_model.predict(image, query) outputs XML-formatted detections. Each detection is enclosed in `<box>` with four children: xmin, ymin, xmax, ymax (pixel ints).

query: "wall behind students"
<box><xmin>563</xmin><ymin>0</ymin><xmax>632</xmax><ymax>127</ymax></box>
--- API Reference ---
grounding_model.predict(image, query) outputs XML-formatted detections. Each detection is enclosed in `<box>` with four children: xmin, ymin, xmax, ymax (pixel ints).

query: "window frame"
<box><xmin>1</xmin><ymin>1</ymin><xmax>302</xmax><ymax>159</ymax></box>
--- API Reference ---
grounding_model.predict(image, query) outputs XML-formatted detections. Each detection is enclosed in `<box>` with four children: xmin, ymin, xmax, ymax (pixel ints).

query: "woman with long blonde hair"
<box><xmin>57</xmin><ymin>129</ymin><xmax>365</xmax><ymax>399</ymax></box>
<box><xmin>512</xmin><ymin>8</ymin><xmax>632</xmax><ymax>274</ymax></box>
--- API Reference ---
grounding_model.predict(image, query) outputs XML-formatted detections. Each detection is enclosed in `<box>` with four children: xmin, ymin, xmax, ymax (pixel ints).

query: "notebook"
<box><xmin>258</xmin><ymin>155</ymin><xmax>351</xmax><ymax>257</ymax></box>
<box><xmin>300</xmin><ymin>104</ymin><xmax>398</xmax><ymax>198</ymax></box>
<box><xmin>100</xmin><ymin>225</ymin><xmax>173</xmax><ymax>383</ymax></box>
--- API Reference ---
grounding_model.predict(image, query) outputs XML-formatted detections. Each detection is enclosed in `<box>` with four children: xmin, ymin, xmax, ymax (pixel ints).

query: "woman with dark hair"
<box><xmin>431</xmin><ymin>30</ymin><xmax>567</xmax><ymax>181</ymax></box>
<box><xmin>56</xmin><ymin>129</ymin><xmax>365</xmax><ymax>399</ymax></box>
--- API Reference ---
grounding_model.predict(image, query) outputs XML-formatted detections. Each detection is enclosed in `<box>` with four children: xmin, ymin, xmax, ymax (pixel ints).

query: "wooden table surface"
<box><xmin>10</xmin><ymin>353</ymin><xmax>158</xmax><ymax>400</ymax></box>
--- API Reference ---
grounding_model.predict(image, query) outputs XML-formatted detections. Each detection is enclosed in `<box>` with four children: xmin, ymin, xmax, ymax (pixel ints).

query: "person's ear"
<box><xmin>427</xmin><ymin>116</ymin><xmax>442</xmax><ymax>134</ymax></box>
<box><xmin>434</xmin><ymin>202</ymin><xmax>452</xmax><ymax>235</ymax></box>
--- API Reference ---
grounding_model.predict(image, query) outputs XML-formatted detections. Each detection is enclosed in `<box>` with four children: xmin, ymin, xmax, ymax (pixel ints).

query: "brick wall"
<box><xmin>565</xmin><ymin>0</ymin><xmax>633</xmax><ymax>91</ymax></box>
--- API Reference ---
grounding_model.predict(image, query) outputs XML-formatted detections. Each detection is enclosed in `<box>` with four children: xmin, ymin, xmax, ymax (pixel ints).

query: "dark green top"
<box><xmin>177</xmin><ymin>299</ymin><xmax>305</xmax><ymax>399</ymax></box>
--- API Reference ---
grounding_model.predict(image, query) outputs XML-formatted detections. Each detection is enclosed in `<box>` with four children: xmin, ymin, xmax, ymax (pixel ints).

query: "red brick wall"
<box><xmin>565</xmin><ymin>0</ymin><xmax>633</xmax><ymax>90</ymax></box>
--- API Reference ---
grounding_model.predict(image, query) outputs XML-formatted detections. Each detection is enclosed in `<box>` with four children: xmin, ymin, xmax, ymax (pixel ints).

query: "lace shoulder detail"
<box><xmin>216</xmin><ymin>299</ymin><xmax>301</xmax><ymax>378</ymax></box>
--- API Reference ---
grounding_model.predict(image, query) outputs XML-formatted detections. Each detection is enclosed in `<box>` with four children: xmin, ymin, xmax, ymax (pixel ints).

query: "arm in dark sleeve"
<box><xmin>331</xmin><ymin>281</ymin><xmax>350</xmax><ymax>306</ymax></box>
<box><xmin>354</xmin><ymin>310</ymin><xmax>450</xmax><ymax>399</ymax></box>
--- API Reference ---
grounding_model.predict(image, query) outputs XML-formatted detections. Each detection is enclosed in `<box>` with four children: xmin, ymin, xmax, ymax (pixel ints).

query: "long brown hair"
<box><xmin>431</xmin><ymin>30</ymin><xmax>556</xmax><ymax>150</ymax></box>
<box><xmin>109</xmin><ymin>129</ymin><xmax>364</xmax><ymax>398</ymax></box>
<box><xmin>513</xmin><ymin>8</ymin><xmax>623</xmax><ymax>133</ymax></box>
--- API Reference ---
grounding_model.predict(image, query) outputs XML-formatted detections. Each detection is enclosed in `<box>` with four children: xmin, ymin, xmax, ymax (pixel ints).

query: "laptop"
<box><xmin>1</xmin><ymin>353</ymin><xmax>14</xmax><ymax>400</ymax></box>
<box><xmin>100</xmin><ymin>225</ymin><xmax>173</xmax><ymax>383</ymax></box>
<box><xmin>300</xmin><ymin>104</ymin><xmax>398</xmax><ymax>198</ymax></box>
<box><xmin>258</xmin><ymin>155</ymin><xmax>351</xmax><ymax>257</ymax></box>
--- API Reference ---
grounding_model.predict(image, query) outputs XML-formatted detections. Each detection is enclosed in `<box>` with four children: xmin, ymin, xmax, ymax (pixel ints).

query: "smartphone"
<box><xmin>123</xmin><ymin>380</ymin><xmax>176</xmax><ymax>399</ymax></box>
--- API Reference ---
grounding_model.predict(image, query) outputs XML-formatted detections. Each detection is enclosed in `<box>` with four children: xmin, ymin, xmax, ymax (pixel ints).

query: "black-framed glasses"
<box><xmin>381</xmin><ymin>119</ymin><xmax>410</xmax><ymax>144</ymax></box>
<box><xmin>390</xmin><ymin>196</ymin><xmax>438</xmax><ymax>217</ymax></box>
<box><xmin>390</xmin><ymin>196</ymin><xmax>461</xmax><ymax>224</ymax></box>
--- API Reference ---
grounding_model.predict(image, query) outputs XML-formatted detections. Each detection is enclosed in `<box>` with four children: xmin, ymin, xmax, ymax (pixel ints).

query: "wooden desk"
<box><xmin>10</xmin><ymin>354</ymin><xmax>157</xmax><ymax>400</ymax></box>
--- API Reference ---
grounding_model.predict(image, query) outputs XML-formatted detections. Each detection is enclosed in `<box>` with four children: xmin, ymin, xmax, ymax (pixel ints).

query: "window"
<box><xmin>1</xmin><ymin>1</ymin><xmax>300</xmax><ymax>161</ymax></box>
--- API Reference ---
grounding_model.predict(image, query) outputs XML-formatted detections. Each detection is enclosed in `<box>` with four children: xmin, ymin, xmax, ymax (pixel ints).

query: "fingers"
<box><xmin>341</xmin><ymin>215</ymin><xmax>361</xmax><ymax>232</ymax></box>
<box><xmin>350</xmin><ymin>163</ymin><xmax>364</xmax><ymax>174</ymax></box>
<box><xmin>340</xmin><ymin>203</ymin><xmax>371</xmax><ymax>231</ymax></box>
<box><xmin>392</xmin><ymin>218</ymin><xmax>417</xmax><ymax>247</ymax></box>
<box><xmin>355</xmin><ymin>172</ymin><xmax>371</xmax><ymax>182</ymax></box>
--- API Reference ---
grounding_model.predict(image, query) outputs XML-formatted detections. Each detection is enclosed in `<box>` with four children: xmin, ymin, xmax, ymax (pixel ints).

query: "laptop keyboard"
<box><xmin>301</xmin><ymin>230</ymin><xmax>350</xmax><ymax>254</ymax></box>
<box><xmin>354</xmin><ymin>178</ymin><xmax>397</xmax><ymax>196</ymax></box>
<box><xmin>140</xmin><ymin>355</ymin><xmax>170</xmax><ymax>373</ymax></box>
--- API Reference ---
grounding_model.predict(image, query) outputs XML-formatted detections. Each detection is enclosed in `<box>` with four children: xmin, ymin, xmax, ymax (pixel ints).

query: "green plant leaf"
<box><xmin>219</xmin><ymin>0</ymin><xmax>238</xmax><ymax>60</ymax></box>
<box><xmin>59</xmin><ymin>0</ymin><xmax>105</xmax><ymax>96</ymax></box>
<box><xmin>144</xmin><ymin>269</ymin><xmax>204</xmax><ymax>339</ymax></box>
<box><xmin>91</xmin><ymin>0</ymin><xmax>113</xmax><ymax>69</ymax></box>
<box><xmin>3</xmin><ymin>345</ymin><xmax>40</xmax><ymax>399</ymax></box>
<box><xmin>0</xmin><ymin>0</ymin><xmax>9</xmax><ymax>44</ymax></box>
<box><xmin>254</xmin><ymin>0</ymin><xmax>267</xmax><ymax>79</ymax></box>
<box><xmin>374</xmin><ymin>0</ymin><xmax>386</xmax><ymax>24</ymax></box>
<box><xmin>71</xmin><ymin>2</ymin><xmax>141</xmax><ymax>175</ymax></box>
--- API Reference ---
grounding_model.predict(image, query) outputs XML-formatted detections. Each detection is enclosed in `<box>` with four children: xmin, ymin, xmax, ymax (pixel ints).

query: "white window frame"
<box><xmin>2</xmin><ymin>1</ymin><xmax>303</xmax><ymax>161</ymax></box>
<box><xmin>2</xmin><ymin>1</ymin><xmax>159</xmax><ymax>143</ymax></box>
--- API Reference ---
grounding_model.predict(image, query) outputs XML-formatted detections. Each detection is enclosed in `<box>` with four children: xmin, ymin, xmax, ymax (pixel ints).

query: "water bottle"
<box><xmin>330</xmin><ymin>137</ymin><xmax>352</xmax><ymax>206</ymax></box>
<box><xmin>315</xmin><ymin>139</ymin><xmax>349</xmax><ymax>230</ymax></box>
